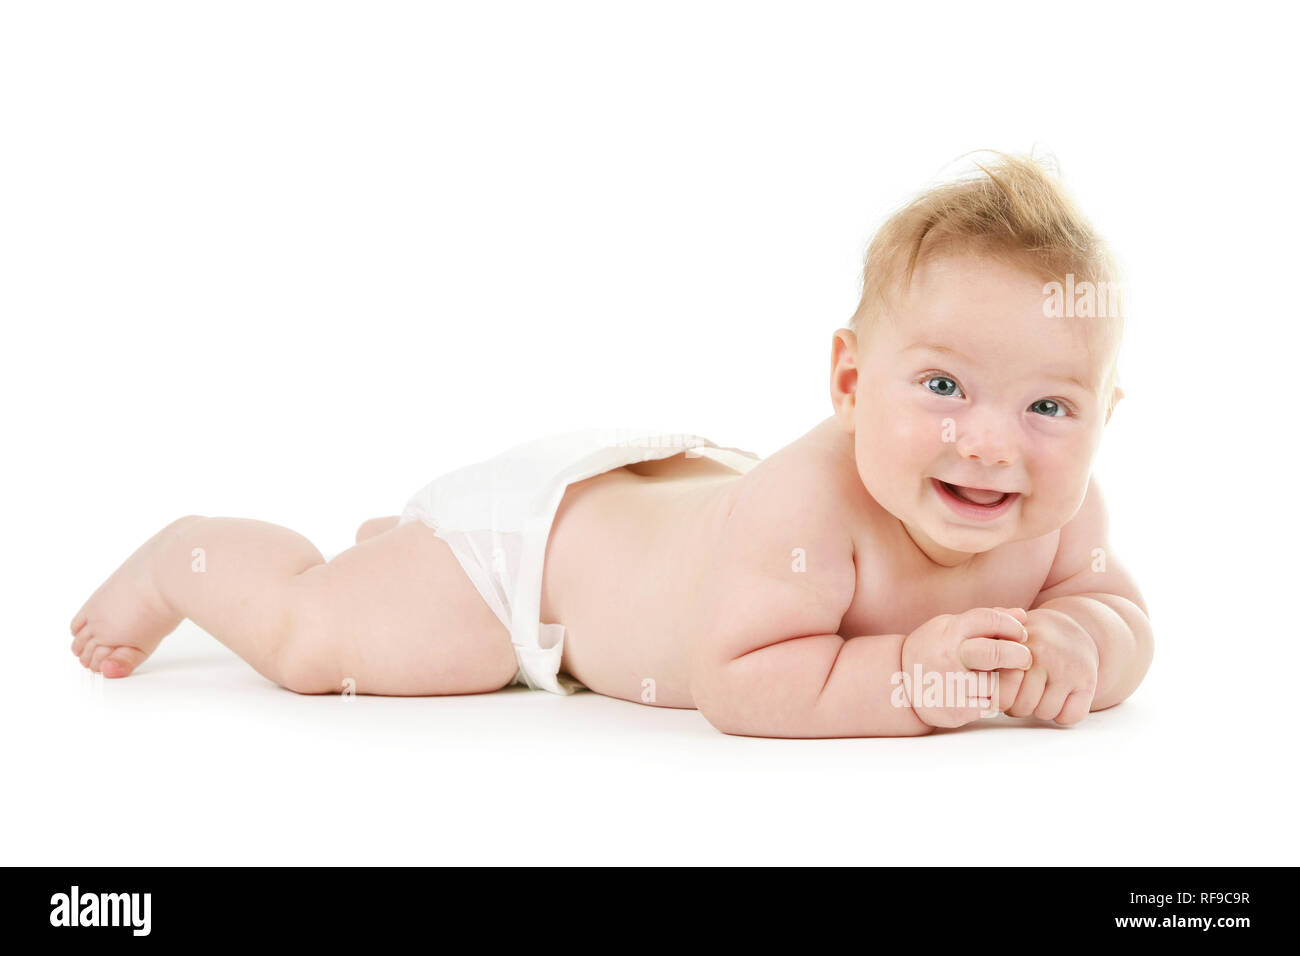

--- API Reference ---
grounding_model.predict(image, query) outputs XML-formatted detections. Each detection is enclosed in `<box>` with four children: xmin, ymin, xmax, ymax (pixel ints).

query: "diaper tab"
<box><xmin>513</xmin><ymin>623</ymin><xmax>581</xmax><ymax>695</ymax></box>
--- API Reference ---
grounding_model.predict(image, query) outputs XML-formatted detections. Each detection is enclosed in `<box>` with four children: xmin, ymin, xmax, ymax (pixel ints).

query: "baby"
<box><xmin>70</xmin><ymin>153</ymin><xmax>1153</xmax><ymax>737</ymax></box>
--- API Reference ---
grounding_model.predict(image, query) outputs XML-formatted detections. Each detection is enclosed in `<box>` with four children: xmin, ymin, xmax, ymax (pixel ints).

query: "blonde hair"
<box><xmin>850</xmin><ymin>151</ymin><xmax>1124</xmax><ymax>398</ymax></box>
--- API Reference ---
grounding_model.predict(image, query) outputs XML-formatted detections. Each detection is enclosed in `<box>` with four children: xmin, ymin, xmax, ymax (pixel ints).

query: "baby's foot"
<box><xmin>70</xmin><ymin>517</ymin><xmax>198</xmax><ymax>678</ymax></box>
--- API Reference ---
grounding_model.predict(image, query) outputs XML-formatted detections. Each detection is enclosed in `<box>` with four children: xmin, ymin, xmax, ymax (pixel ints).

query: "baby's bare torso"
<box><xmin>542</xmin><ymin>420</ymin><xmax>1058</xmax><ymax>707</ymax></box>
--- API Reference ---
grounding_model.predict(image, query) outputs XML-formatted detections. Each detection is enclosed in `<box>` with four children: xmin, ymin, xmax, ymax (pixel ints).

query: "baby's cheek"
<box><xmin>1023</xmin><ymin>497</ymin><xmax>1070</xmax><ymax>537</ymax></box>
<box><xmin>878</xmin><ymin>420</ymin><xmax>936</xmax><ymax>481</ymax></box>
<box><xmin>853</xmin><ymin>444</ymin><xmax>888</xmax><ymax>495</ymax></box>
<box><xmin>1027</xmin><ymin>470</ymin><xmax>1089</xmax><ymax>531</ymax></box>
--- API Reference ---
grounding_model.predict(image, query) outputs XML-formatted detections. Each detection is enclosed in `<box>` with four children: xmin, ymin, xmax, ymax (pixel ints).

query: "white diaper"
<box><xmin>398</xmin><ymin>428</ymin><xmax>760</xmax><ymax>695</ymax></box>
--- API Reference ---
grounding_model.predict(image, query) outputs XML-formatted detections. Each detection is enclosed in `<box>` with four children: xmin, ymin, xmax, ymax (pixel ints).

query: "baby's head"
<box><xmin>830</xmin><ymin>152</ymin><xmax>1124</xmax><ymax>563</ymax></box>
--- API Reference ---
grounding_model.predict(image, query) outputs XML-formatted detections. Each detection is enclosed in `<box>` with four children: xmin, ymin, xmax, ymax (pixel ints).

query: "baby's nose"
<box><xmin>956</xmin><ymin>426</ymin><xmax>1016</xmax><ymax>466</ymax></box>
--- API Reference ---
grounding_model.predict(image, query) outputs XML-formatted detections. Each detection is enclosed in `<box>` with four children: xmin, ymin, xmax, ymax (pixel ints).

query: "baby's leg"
<box><xmin>70</xmin><ymin>516</ymin><xmax>517</xmax><ymax>695</ymax></box>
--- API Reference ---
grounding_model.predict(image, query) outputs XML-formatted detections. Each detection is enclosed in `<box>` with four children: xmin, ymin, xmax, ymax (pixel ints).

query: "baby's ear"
<box><xmin>1104</xmin><ymin>384</ymin><xmax>1125</xmax><ymax>424</ymax></box>
<box><xmin>829</xmin><ymin>327</ymin><xmax>859</xmax><ymax>428</ymax></box>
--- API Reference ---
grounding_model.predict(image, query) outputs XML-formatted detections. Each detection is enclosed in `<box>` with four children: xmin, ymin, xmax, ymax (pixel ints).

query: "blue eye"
<box><xmin>924</xmin><ymin>375</ymin><xmax>963</xmax><ymax>398</ymax></box>
<box><xmin>1030</xmin><ymin>398</ymin><xmax>1068</xmax><ymax>417</ymax></box>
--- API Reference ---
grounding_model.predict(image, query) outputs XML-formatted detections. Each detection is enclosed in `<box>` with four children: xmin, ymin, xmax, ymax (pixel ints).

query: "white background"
<box><xmin>3</xmin><ymin>1</ymin><xmax>1296</xmax><ymax>865</ymax></box>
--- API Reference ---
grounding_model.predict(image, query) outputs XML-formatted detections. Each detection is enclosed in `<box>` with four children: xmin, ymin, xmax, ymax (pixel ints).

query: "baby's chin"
<box><xmin>916</xmin><ymin>503</ymin><xmax>1070</xmax><ymax>555</ymax></box>
<box><xmin>926</xmin><ymin>522</ymin><xmax>1022</xmax><ymax>554</ymax></box>
<box><xmin>895</xmin><ymin>495</ymin><xmax>1039</xmax><ymax>556</ymax></box>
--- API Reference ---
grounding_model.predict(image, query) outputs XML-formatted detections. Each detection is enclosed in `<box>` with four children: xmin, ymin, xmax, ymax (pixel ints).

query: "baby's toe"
<box><xmin>101</xmin><ymin>647</ymin><xmax>145</xmax><ymax>679</ymax></box>
<box><xmin>78</xmin><ymin>637</ymin><xmax>101</xmax><ymax>668</ymax></box>
<box><xmin>89</xmin><ymin>644</ymin><xmax>112</xmax><ymax>672</ymax></box>
<box><xmin>71</xmin><ymin>619</ymin><xmax>91</xmax><ymax>654</ymax></box>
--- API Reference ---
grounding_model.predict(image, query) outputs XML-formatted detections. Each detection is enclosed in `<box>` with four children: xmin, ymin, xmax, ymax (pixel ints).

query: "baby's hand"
<box><xmin>900</xmin><ymin>607</ymin><xmax>1032</xmax><ymax>728</ymax></box>
<box><xmin>999</xmin><ymin>608</ymin><xmax>1099</xmax><ymax>726</ymax></box>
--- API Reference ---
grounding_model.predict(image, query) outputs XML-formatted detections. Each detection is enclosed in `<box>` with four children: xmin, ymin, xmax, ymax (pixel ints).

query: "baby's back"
<box><xmin>542</xmin><ymin>454</ymin><xmax>743</xmax><ymax>706</ymax></box>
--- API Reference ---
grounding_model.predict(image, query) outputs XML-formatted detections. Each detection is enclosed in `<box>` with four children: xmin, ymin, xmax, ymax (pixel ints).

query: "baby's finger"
<box><xmin>1033</xmin><ymin>680</ymin><xmax>1072</xmax><ymax>723</ymax></box>
<box><xmin>993</xmin><ymin>668</ymin><xmax>1025</xmax><ymax>713</ymax></box>
<box><xmin>993</xmin><ymin>606</ymin><xmax>1030</xmax><ymax>626</ymax></box>
<box><xmin>956</xmin><ymin>607</ymin><xmax>1030</xmax><ymax>643</ymax></box>
<box><xmin>1054</xmin><ymin>689</ymin><xmax>1093</xmax><ymax>727</ymax></box>
<box><xmin>1004</xmin><ymin>666</ymin><xmax>1046</xmax><ymax>718</ymax></box>
<box><xmin>958</xmin><ymin>637</ymin><xmax>1032</xmax><ymax>671</ymax></box>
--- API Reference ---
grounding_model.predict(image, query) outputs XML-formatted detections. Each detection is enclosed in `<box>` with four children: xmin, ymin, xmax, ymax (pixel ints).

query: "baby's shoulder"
<box><xmin>705</xmin><ymin>428</ymin><xmax>862</xmax><ymax>632</ymax></box>
<box><xmin>722</xmin><ymin>425</ymin><xmax>866</xmax><ymax>560</ymax></box>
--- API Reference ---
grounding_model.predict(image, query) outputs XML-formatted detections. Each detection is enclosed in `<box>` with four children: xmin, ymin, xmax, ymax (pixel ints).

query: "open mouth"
<box><xmin>931</xmin><ymin>478</ymin><xmax>1020</xmax><ymax>520</ymax></box>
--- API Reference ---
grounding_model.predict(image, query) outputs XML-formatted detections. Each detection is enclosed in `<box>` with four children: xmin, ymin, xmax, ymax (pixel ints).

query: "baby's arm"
<box><xmin>1018</xmin><ymin>476</ymin><xmax>1155</xmax><ymax>719</ymax></box>
<box><xmin>690</xmin><ymin>471</ymin><xmax>930</xmax><ymax>738</ymax></box>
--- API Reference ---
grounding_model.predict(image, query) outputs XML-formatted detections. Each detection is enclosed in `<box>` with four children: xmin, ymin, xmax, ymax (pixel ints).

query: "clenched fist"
<box><xmin>997</xmin><ymin>607</ymin><xmax>1099</xmax><ymax>726</ymax></box>
<box><xmin>900</xmin><ymin>607</ymin><xmax>1033</xmax><ymax>728</ymax></box>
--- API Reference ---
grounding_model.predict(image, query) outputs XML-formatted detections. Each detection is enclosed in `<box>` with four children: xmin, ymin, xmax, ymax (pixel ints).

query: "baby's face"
<box><xmin>838</xmin><ymin>252</ymin><xmax>1119</xmax><ymax>563</ymax></box>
